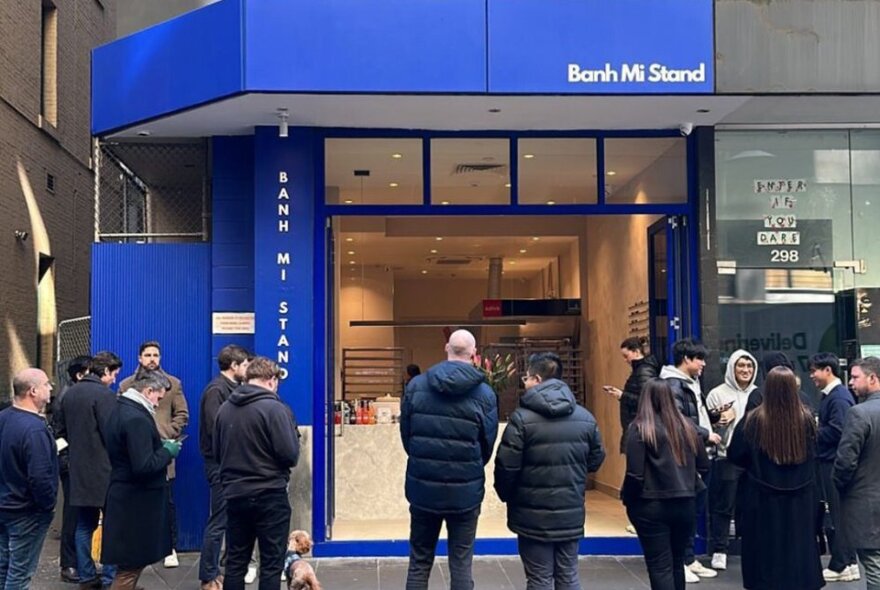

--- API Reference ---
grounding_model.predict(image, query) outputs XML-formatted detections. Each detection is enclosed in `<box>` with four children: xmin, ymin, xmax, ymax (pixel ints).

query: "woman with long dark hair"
<box><xmin>728</xmin><ymin>366</ymin><xmax>824</xmax><ymax>590</ymax></box>
<box><xmin>622</xmin><ymin>378</ymin><xmax>709</xmax><ymax>590</ymax></box>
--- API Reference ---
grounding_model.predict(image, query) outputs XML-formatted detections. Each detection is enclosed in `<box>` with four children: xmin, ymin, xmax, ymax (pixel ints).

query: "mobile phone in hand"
<box><xmin>175</xmin><ymin>434</ymin><xmax>189</xmax><ymax>443</ymax></box>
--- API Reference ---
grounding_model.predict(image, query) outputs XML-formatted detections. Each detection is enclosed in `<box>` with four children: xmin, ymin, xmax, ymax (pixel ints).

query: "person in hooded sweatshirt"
<box><xmin>214</xmin><ymin>357</ymin><xmax>300</xmax><ymax>590</ymax></box>
<box><xmin>494</xmin><ymin>352</ymin><xmax>605</xmax><ymax>589</ymax></box>
<box><xmin>660</xmin><ymin>338</ymin><xmax>720</xmax><ymax>583</ymax></box>
<box><xmin>704</xmin><ymin>349</ymin><xmax>758</xmax><ymax>571</ymax></box>
<box><xmin>400</xmin><ymin>329</ymin><xmax>498</xmax><ymax>590</ymax></box>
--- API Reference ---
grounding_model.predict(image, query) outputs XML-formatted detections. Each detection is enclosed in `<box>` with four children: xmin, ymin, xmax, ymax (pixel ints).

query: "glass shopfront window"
<box><xmin>430</xmin><ymin>138</ymin><xmax>511</xmax><ymax>205</ymax></box>
<box><xmin>604</xmin><ymin>137</ymin><xmax>686</xmax><ymax>204</ymax></box>
<box><xmin>325</xmin><ymin>138</ymin><xmax>423</xmax><ymax>205</ymax></box>
<box><xmin>715</xmin><ymin>130</ymin><xmax>880</xmax><ymax>402</ymax></box>
<box><xmin>517</xmin><ymin>138</ymin><xmax>597</xmax><ymax>205</ymax></box>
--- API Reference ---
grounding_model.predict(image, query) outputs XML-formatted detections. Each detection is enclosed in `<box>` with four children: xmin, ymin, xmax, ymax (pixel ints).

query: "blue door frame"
<box><xmin>310</xmin><ymin>128</ymin><xmax>702</xmax><ymax>557</ymax></box>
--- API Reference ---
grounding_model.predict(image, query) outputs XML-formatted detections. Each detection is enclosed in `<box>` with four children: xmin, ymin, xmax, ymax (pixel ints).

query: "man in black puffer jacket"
<box><xmin>400</xmin><ymin>329</ymin><xmax>498</xmax><ymax>590</ymax></box>
<box><xmin>494</xmin><ymin>352</ymin><xmax>605</xmax><ymax>590</ymax></box>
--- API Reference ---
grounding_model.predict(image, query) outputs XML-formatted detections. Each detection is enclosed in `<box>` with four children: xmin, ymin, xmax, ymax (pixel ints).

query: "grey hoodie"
<box><xmin>706</xmin><ymin>349</ymin><xmax>758</xmax><ymax>456</ymax></box>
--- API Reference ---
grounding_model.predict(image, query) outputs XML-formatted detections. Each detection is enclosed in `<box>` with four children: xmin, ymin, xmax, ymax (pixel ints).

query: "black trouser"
<box><xmin>708</xmin><ymin>459</ymin><xmax>743</xmax><ymax>553</ymax></box>
<box><xmin>406</xmin><ymin>505</ymin><xmax>480</xmax><ymax>590</ymax></box>
<box><xmin>628</xmin><ymin>498</ymin><xmax>695</xmax><ymax>590</ymax></box>
<box><xmin>224</xmin><ymin>489</ymin><xmax>290</xmax><ymax>590</ymax></box>
<box><xmin>819</xmin><ymin>460</ymin><xmax>857</xmax><ymax>572</ymax></box>
<box><xmin>167</xmin><ymin>479</ymin><xmax>178</xmax><ymax>550</ymax></box>
<box><xmin>59</xmin><ymin>471</ymin><xmax>78</xmax><ymax>571</ymax></box>
<box><xmin>517</xmin><ymin>536</ymin><xmax>581</xmax><ymax>590</ymax></box>
<box><xmin>199</xmin><ymin>463</ymin><xmax>226</xmax><ymax>582</ymax></box>
<box><xmin>683</xmin><ymin>469</ymin><xmax>709</xmax><ymax>566</ymax></box>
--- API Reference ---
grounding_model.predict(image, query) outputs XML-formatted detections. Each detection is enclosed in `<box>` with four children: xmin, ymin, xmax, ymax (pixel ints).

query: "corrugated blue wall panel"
<box><xmin>91</xmin><ymin>243</ymin><xmax>212</xmax><ymax>551</ymax></box>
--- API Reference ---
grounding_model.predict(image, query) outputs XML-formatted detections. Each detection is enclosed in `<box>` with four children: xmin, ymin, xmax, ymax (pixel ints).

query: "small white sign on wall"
<box><xmin>212</xmin><ymin>312</ymin><xmax>256</xmax><ymax>335</ymax></box>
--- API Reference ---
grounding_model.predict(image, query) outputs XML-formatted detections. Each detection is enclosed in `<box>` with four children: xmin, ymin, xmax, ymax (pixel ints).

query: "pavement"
<box><xmin>31</xmin><ymin>534</ymin><xmax>868</xmax><ymax>589</ymax></box>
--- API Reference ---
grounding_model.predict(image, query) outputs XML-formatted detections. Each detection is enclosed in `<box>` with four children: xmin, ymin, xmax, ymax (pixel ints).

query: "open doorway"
<box><xmin>327</xmin><ymin>214</ymin><xmax>666</xmax><ymax>541</ymax></box>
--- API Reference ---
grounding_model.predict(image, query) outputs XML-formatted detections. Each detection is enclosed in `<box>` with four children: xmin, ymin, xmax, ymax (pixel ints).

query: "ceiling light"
<box><xmin>421</xmin><ymin>270</ymin><xmax>428</xmax><ymax>275</ymax></box>
<box><xmin>697</xmin><ymin>108</ymin><xmax>711</xmax><ymax>113</ymax></box>
<box><xmin>519</xmin><ymin>249</ymin><xmax>527</xmax><ymax>254</ymax></box>
<box><xmin>347</xmin><ymin>250</ymin><xmax>355</xmax><ymax>255</ymax></box>
<box><xmin>389</xmin><ymin>182</ymin><xmax>399</xmax><ymax>188</ymax></box>
<box><xmin>391</xmin><ymin>153</ymin><xmax>403</xmax><ymax>159</ymax></box>
<box><xmin>488</xmin><ymin>108</ymin><xmax>501</xmax><ymax>113</ymax></box>
<box><xmin>606</xmin><ymin>170</ymin><xmax>617</xmax><ymax>176</ymax></box>
<box><xmin>532</xmin><ymin>237</ymin><xmax>540</xmax><ymax>241</ymax></box>
<box><xmin>435</xmin><ymin>237</ymin><xmax>443</xmax><ymax>241</ymax></box>
<box><xmin>349</xmin><ymin>261</ymin><xmax>355</xmax><ymax>265</ymax></box>
<box><xmin>546</xmin><ymin>200</ymin><xmax>556</xmax><ymax>205</ymax></box>
<box><xmin>441</xmin><ymin>201</ymin><xmax>450</xmax><ymax>205</ymax></box>
<box><xmin>345</xmin><ymin>237</ymin><xmax>354</xmax><ymax>242</ymax></box>
<box><xmin>430</xmin><ymin>249</ymin><xmax>438</xmax><ymax>254</ymax></box>
<box><xmin>344</xmin><ymin>199</ymin><xmax>354</xmax><ymax>204</ymax></box>
<box><xmin>523</xmin><ymin>154</ymin><xmax>535</xmax><ymax>159</ymax></box>
<box><xmin>504</xmin><ymin>182</ymin><xmax>512</xmax><ymax>188</ymax></box>
<box><xmin>509</xmin><ymin>261</ymin><xmax>516</xmax><ymax>265</ymax></box>
<box><xmin>277</xmin><ymin>108</ymin><xmax>289</xmax><ymax>138</ymax></box>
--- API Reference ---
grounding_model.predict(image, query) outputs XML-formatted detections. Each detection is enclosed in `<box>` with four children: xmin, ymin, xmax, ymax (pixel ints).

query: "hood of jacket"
<box><xmin>761</xmin><ymin>351</ymin><xmax>795</xmax><ymax>378</ymax></box>
<box><xmin>659</xmin><ymin>365</ymin><xmax>702</xmax><ymax>395</ymax></box>
<box><xmin>426</xmin><ymin>361</ymin><xmax>487</xmax><ymax>397</ymax></box>
<box><xmin>520</xmin><ymin>379</ymin><xmax>576</xmax><ymax>418</ymax></box>
<box><xmin>227</xmin><ymin>383</ymin><xmax>278</xmax><ymax>406</ymax></box>
<box><xmin>724</xmin><ymin>349</ymin><xmax>758</xmax><ymax>393</ymax></box>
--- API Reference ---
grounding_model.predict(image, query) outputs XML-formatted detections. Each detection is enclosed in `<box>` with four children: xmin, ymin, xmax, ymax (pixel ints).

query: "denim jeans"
<box><xmin>0</xmin><ymin>510</ymin><xmax>54</xmax><ymax>590</ymax></box>
<box><xmin>76</xmin><ymin>507</ymin><xmax>116</xmax><ymax>585</ymax></box>
<box><xmin>224</xmin><ymin>489</ymin><xmax>290</xmax><ymax>590</ymax></box>
<box><xmin>406</xmin><ymin>505</ymin><xmax>480</xmax><ymax>590</ymax></box>
<box><xmin>60</xmin><ymin>472</ymin><xmax>79</xmax><ymax>571</ymax></box>
<box><xmin>627</xmin><ymin>498</ymin><xmax>695</xmax><ymax>590</ymax></box>
<box><xmin>858</xmin><ymin>549</ymin><xmax>880</xmax><ymax>590</ymax></box>
<box><xmin>199</xmin><ymin>463</ymin><xmax>227</xmax><ymax>582</ymax></box>
<box><xmin>517</xmin><ymin>536</ymin><xmax>581</xmax><ymax>590</ymax></box>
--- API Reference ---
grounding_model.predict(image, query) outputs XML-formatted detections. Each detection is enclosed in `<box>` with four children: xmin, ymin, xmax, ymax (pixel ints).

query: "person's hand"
<box><xmin>708</xmin><ymin>432</ymin><xmax>722</xmax><ymax>445</ymax></box>
<box><xmin>162</xmin><ymin>439</ymin><xmax>182</xmax><ymax>458</ymax></box>
<box><xmin>603</xmin><ymin>386</ymin><xmax>623</xmax><ymax>400</ymax></box>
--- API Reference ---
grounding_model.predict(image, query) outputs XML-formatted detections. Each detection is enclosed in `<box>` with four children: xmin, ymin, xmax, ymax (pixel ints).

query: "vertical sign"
<box><xmin>253</xmin><ymin>127</ymin><xmax>315</xmax><ymax>424</ymax></box>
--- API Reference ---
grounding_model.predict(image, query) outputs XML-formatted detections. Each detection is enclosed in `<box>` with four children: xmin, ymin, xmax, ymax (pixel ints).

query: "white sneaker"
<box><xmin>244</xmin><ymin>566</ymin><xmax>257</xmax><ymax>585</ymax></box>
<box><xmin>711</xmin><ymin>553</ymin><xmax>727</xmax><ymax>571</ymax></box>
<box><xmin>847</xmin><ymin>564</ymin><xmax>861</xmax><ymax>580</ymax></box>
<box><xmin>684</xmin><ymin>565</ymin><xmax>700</xmax><ymax>583</ymax></box>
<box><xmin>163</xmin><ymin>550</ymin><xmax>179</xmax><ymax>568</ymax></box>
<box><xmin>823</xmin><ymin>566</ymin><xmax>858</xmax><ymax>582</ymax></box>
<box><xmin>687</xmin><ymin>560</ymin><xmax>718</xmax><ymax>578</ymax></box>
<box><xmin>624</xmin><ymin>524</ymin><xmax>637</xmax><ymax>535</ymax></box>
<box><xmin>281</xmin><ymin>571</ymin><xmax>287</xmax><ymax>582</ymax></box>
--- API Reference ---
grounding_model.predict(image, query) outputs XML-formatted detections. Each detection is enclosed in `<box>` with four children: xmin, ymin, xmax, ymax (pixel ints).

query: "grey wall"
<box><xmin>716</xmin><ymin>0</ymin><xmax>880</xmax><ymax>93</ymax></box>
<box><xmin>116</xmin><ymin>0</ymin><xmax>218</xmax><ymax>38</ymax></box>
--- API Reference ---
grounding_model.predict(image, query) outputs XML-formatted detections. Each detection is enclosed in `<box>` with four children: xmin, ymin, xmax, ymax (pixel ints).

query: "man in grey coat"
<box><xmin>833</xmin><ymin>356</ymin><xmax>880</xmax><ymax>590</ymax></box>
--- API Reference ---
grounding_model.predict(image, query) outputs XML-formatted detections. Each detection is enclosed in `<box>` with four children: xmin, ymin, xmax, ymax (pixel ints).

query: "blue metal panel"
<box><xmin>91</xmin><ymin>243</ymin><xmax>212</xmax><ymax>551</ymax></box>
<box><xmin>244</xmin><ymin>0</ymin><xmax>487</xmax><ymax>93</ymax></box>
<box><xmin>313</xmin><ymin>536</ymin><xmax>644</xmax><ymax>557</ymax></box>
<box><xmin>488</xmin><ymin>0</ymin><xmax>714</xmax><ymax>94</ymax></box>
<box><xmin>91</xmin><ymin>0</ymin><xmax>245</xmax><ymax>134</ymax></box>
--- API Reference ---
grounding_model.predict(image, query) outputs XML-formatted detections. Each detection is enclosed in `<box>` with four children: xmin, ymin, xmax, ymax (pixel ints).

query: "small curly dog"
<box><xmin>284</xmin><ymin>530</ymin><xmax>321</xmax><ymax>590</ymax></box>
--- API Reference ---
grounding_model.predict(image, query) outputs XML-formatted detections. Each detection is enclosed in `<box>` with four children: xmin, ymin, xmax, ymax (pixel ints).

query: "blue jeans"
<box><xmin>517</xmin><ymin>536</ymin><xmax>581</xmax><ymax>590</ymax></box>
<box><xmin>406</xmin><ymin>505</ymin><xmax>480</xmax><ymax>590</ymax></box>
<box><xmin>0</xmin><ymin>510</ymin><xmax>54</xmax><ymax>590</ymax></box>
<box><xmin>75</xmin><ymin>507</ymin><xmax>116</xmax><ymax>585</ymax></box>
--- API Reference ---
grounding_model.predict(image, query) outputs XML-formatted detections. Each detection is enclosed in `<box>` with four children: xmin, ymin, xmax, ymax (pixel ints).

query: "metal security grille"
<box><xmin>95</xmin><ymin>140</ymin><xmax>209</xmax><ymax>242</ymax></box>
<box><xmin>56</xmin><ymin>316</ymin><xmax>91</xmax><ymax>387</ymax></box>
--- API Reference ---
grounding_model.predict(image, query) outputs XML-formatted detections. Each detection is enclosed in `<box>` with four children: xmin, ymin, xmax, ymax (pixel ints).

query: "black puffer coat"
<box><xmin>494</xmin><ymin>379</ymin><xmax>606</xmax><ymax>541</ymax></box>
<box><xmin>400</xmin><ymin>361</ymin><xmax>498</xmax><ymax>514</ymax></box>
<box><xmin>619</xmin><ymin>355</ymin><xmax>660</xmax><ymax>451</ymax></box>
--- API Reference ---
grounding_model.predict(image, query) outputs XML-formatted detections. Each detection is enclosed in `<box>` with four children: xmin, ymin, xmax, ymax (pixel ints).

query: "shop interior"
<box><xmin>324</xmin><ymin>136</ymin><xmax>685</xmax><ymax>541</ymax></box>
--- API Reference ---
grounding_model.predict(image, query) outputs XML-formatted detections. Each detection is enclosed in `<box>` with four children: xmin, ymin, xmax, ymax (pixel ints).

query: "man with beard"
<box><xmin>198</xmin><ymin>345</ymin><xmax>252</xmax><ymax>590</ymax></box>
<box><xmin>118</xmin><ymin>341</ymin><xmax>189</xmax><ymax>568</ymax></box>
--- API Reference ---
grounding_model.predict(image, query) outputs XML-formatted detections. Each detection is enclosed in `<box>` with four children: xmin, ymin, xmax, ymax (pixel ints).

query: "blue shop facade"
<box><xmin>90</xmin><ymin>0</ymin><xmax>880</xmax><ymax>556</ymax></box>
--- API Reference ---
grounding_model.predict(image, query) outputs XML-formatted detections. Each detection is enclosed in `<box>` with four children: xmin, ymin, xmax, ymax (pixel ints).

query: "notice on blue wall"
<box><xmin>488</xmin><ymin>0</ymin><xmax>714</xmax><ymax>94</ymax></box>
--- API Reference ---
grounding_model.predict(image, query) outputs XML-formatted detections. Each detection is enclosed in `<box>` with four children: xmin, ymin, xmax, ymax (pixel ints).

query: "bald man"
<box><xmin>0</xmin><ymin>368</ymin><xmax>59</xmax><ymax>590</ymax></box>
<box><xmin>400</xmin><ymin>329</ymin><xmax>498</xmax><ymax>590</ymax></box>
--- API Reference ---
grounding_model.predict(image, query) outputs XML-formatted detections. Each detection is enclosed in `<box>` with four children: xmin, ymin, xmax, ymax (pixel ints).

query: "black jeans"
<box><xmin>167</xmin><ymin>479</ymin><xmax>178</xmax><ymax>550</ymax></box>
<box><xmin>224</xmin><ymin>489</ymin><xmax>290</xmax><ymax>590</ymax></box>
<box><xmin>819</xmin><ymin>460</ymin><xmax>857</xmax><ymax>572</ymax></box>
<box><xmin>517</xmin><ymin>536</ymin><xmax>581</xmax><ymax>590</ymax></box>
<box><xmin>406</xmin><ymin>505</ymin><xmax>480</xmax><ymax>590</ymax></box>
<box><xmin>628</xmin><ymin>498</ymin><xmax>695</xmax><ymax>590</ymax></box>
<box><xmin>708</xmin><ymin>459</ymin><xmax>743</xmax><ymax>553</ymax></box>
<box><xmin>199</xmin><ymin>463</ymin><xmax>227</xmax><ymax>582</ymax></box>
<box><xmin>683</xmin><ymin>468</ymin><xmax>710</xmax><ymax>565</ymax></box>
<box><xmin>59</xmin><ymin>471</ymin><xmax>78</xmax><ymax>571</ymax></box>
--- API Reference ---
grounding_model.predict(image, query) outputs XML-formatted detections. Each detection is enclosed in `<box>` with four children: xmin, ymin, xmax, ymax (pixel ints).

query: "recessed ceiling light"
<box><xmin>523</xmin><ymin>154</ymin><xmax>535</xmax><ymax>159</ymax></box>
<box><xmin>697</xmin><ymin>108</ymin><xmax>711</xmax><ymax>113</ymax></box>
<box><xmin>546</xmin><ymin>200</ymin><xmax>556</xmax><ymax>205</ymax></box>
<box><xmin>349</xmin><ymin>260</ymin><xmax>355</xmax><ymax>265</ymax></box>
<box><xmin>421</xmin><ymin>270</ymin><xmax>428</xmax><ymax>275</ymax></box>
<box><xmin>347</xmin><ymin>250</ymin><xmax>355</xmax><ymax>255</ymax></box>
<box><xmin>389</xmin><ymin>182</ymin><xmax>399</xmax><ymax>188</ymax></box>
<box><xmin>391</xmin><ymin>153</ymin><xmax>403</xmax><ymax>159</ymax></box>
<box><xmin>441</xmin><ymin>201</ymin><xmax>450</xmax><ymax>205</ymax></box>
<box><xmin>504</xmin><ymin>182</ymin><xmax>512</xmax><ymax>188</ymax></box>
<box><xmin>532</xmin><ymin>237</ymin><xmax>540</xmax><ymax>241</ymax></box>
<box><xmin>350</xmin><ymin>277</ymin><xmax>356</xmax><ymax>281</ymax></box>
<box><xmin>519</xmin><ymin>249</ymin><xmax>527</xmax><ymax>254</ymax></box>
<box><xmin>430</xmin><ymin>249</ymin><xmax>438</xmax><ymax>254</ymax></box>
<box><xmin>435</xmin><ymin>237</ymin><xmax>443</xmax><ymax>241</ymax></box>
<box><xmin>488</xmin><ymin>108</ymin><xmax>501</xmax><ymax>113</ymax></box>
<box><xmin>509</xmin><ymin>260</ymin><xmax>516</xmax><ymax>265</ymax></box>
<box><xmin>344</xmin><ymin>199</ymin><xmax>354</xmax><ymax>204</ymax></box>
<box><xmin>345</xmin><ymin>237</ymin><xmax>354</xmax><ymax>242</ymax></box>
<box><xmin>606</xmin><ymin>170</ymin><xmax>617</xmax><ymax>176</ymax></box>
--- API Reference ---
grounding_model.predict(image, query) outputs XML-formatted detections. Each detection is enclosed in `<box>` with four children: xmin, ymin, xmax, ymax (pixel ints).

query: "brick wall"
<box><xmin>0</xmin><ymin>0</ymin><xmax>116</xmax><ymax>389</ymax></box>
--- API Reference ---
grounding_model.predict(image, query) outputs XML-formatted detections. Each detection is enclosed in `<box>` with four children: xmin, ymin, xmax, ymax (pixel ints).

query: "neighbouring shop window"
<box><xmin>517</xmin><ymin>138</ymin><xmax>597</xmax><ymax>205</ymax></box>
<box><xmin>325</xmin><ymin>138</ymin><xmax>423</xmax><ymax>205</ymax></box>
<box><xmin>604</xmin><ymin>137</ymin><xmax>687</xmax><ymax>204</ymax></box>
<box><xmin>430</xmin><ymin>138</ymin><xmax>510</xmax><ymax>205</ymax></box>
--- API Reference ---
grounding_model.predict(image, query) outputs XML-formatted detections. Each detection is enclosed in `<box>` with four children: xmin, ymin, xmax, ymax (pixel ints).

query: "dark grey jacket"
<box><xmin>494</xmin><ymin>379</ymin><xmax>605</xmax><ymax>541</ymax></box>
<box><xmin>833</xmin><ymin>391</ymin><xmax>880</xmax><ymax>549</ymax></box>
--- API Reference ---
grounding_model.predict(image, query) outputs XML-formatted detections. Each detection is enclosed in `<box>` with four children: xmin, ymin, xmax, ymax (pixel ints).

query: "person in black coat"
<box><xmin>623</xmin><ymin>378</ymin><xmax>709</xmax><ymax>590</ymax></box>
<box><xmin>399</xmin><ymin>329</ymin><xmax>498</xmax><ymax>590</ymax></box>
<box><xmin>603</xmin><ymin>337</ymin><xmax>660</xmax><ymax>453</ymax></box>
<box><xmin>728</xmin><ymin>366</ymin><xmax>824</xmax><ymax>590</ymax></box>
<box><xmin>57</xmin><ymin>351</ymin><xmax>123</xmax><ymax>589</ymax></box>
<box><xmin>101</xmin><ymin>372</ymin><xmax>180</xmax><ymax>590</ymax></box>
<box><xmin>495</xmin><ymin>352</ymin><xmax>605</xmax><ymax>589</ymax></box>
